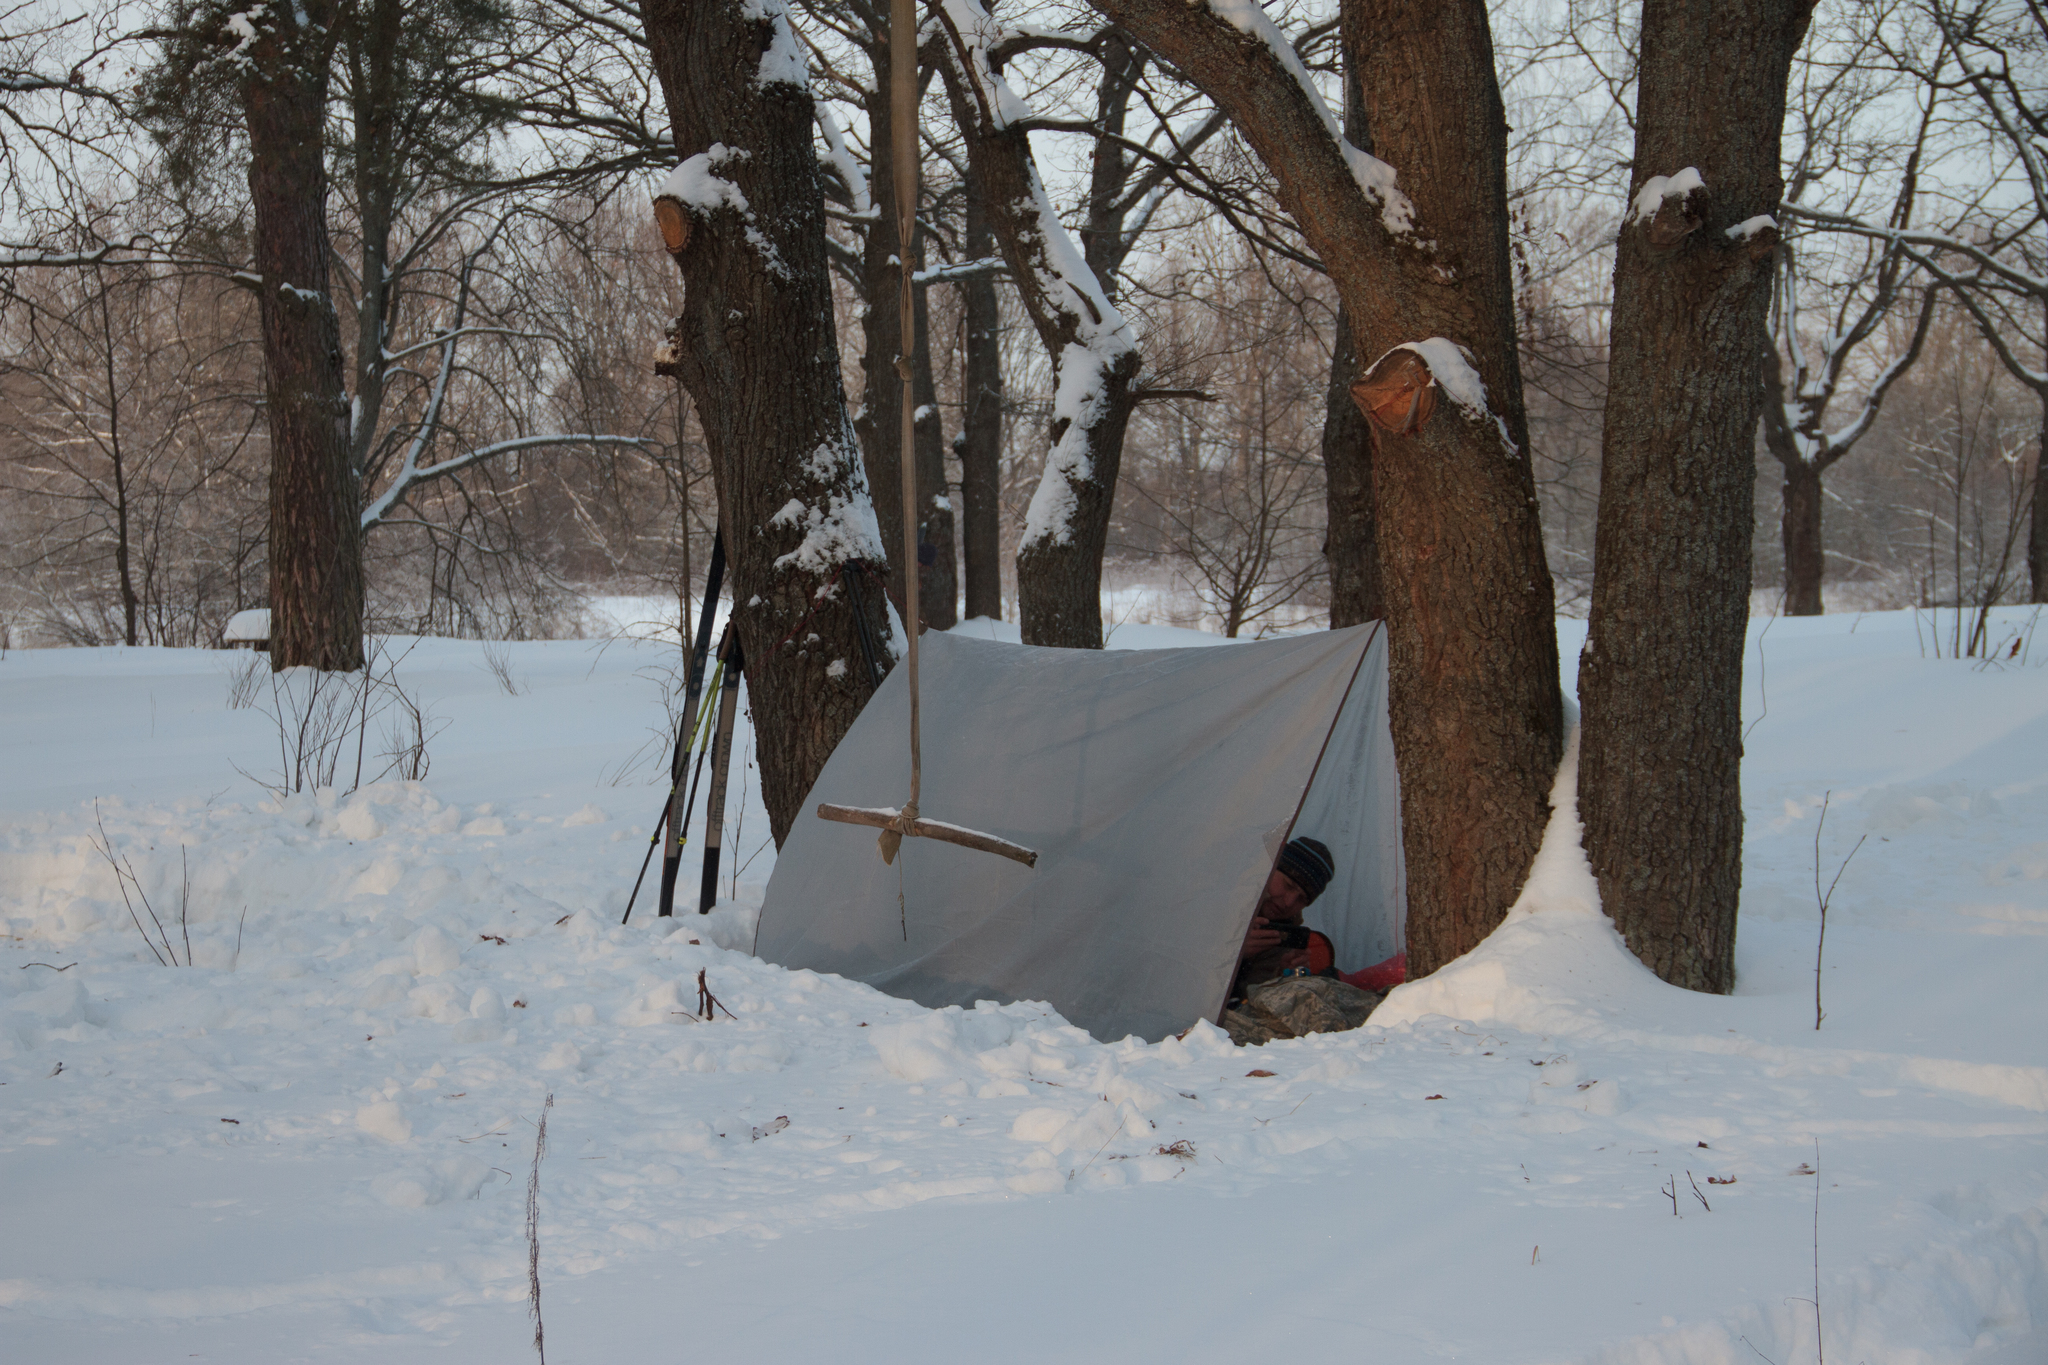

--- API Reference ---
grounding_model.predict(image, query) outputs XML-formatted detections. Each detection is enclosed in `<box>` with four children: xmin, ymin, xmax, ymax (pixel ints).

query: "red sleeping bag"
<box><xmin>1340</xmin><ymin>952</ymin><xmax>1407</xmax><ymax>992</ymax></box>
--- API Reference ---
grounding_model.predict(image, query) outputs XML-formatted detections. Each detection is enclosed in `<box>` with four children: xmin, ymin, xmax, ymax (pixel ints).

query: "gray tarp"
<box><xmin>754</xmin><ymin>625</ymin><xmax>1404</xmax><ymax>1042</ymax></box>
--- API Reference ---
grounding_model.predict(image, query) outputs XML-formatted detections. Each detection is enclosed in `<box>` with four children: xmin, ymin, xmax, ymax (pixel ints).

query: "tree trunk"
<box><xmin>1780</xmin><ymin>457</ymin><xmax>1823</xmax><ymax>616</ymax></box>
<box><xmin>855</xmin><ymin>61</ymin><xmax>957</xmax><ymax>632</ymax></box>
<box><xmin>243</xmin><ymin>5</ymin><xmax>363</xmax><ymax>673</ymax></box>
<box><xmin>937</xmin><ymin>6</ymin><xmax>1140</xmax><ymax>650</ymax></box>
<box><xmin>643</xmin><ymin>0</ymin><xmax>897</xmax><ymax>847</ymax></box>
<box><xmin>913</xmin><ymin>277</ymin><xmax>959</xmax><ymax>630</ymax></box>
<box><xmin>957</xmin><ymin>178</ymin><xmax>1004</xmax><ymax>622</ymax></box>
<box><xmin>94</xmin><ymin>273</ymin><xmax>140</xmax><ymax>647</ymax></box>
<box><xmin>1322</xmin><ymin>311</ymin><xmax>1381</xmax><ymax>626</ymax></box>
<box><xmin>2032</xmin><ymin>391</ymin><xmax>2047</xmax><ymax>604</ymax></box>
<box><xmin>1092</xmin><ymin>0</ymin><xmax>1562</xmax><ymax>974</ymax></box>
<box><xmin>1579</xmin><ymin>0</ymin><xmax>1813</xmax><ymax>994</ymax></box>
<box><xmin>1321</xmin><ymin>62</ymin><xmax>1380</xmax><ymax>628</ymax></box>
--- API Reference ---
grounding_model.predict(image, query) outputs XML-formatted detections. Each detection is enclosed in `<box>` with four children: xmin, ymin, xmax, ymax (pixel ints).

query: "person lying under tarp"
<box><xmin>1224</xmin><ymin>836</ymin><xmax>1408</xmax><ymax>1047</ymax></box>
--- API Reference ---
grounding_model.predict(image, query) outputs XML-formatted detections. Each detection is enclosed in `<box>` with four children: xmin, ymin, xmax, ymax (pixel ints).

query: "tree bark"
<box><xmin>1779</xmin><ymin>457</ymin><xmax>1823</xmax><ymax>616</ymax></box>
<box><xmin>1579</xmin><ymin>0</ymin><xmax>1814</xmax><ymax>995</ymax></box>
<box><xmin>1321</xmin><ymin>61</ymin><xmax>1380</xmax><ymax>628</ymax></box>
<box><xmin>2033</xmin><ymin>391</ymin><xmax>2047</xmax><ymax>604</ymax></box>
<box><xmin>957</xmin><ymin>176</ymin><xmax>1005</xmax><ymax>622</ymax></box>
<box><xmin>913</xmin><ymin>277</ymin><xmax>959</xmax><ymax>630</ymax></box>
<box><xmin>1322</xmin><ymin>312</ymin><xmax>1381</xmax><ymax>626</ymax></box>
<box><xmin>243</xmin><ymin>3</ymin><xmax>363</xmax><ymax>672</ymax></box>
<box><xmin>644</xmin><ymin>0</ymin><xmax>897</xmax><ymax>847</ymax></box>
<box><xmin>937</xmin><ymin>6</ymin><xmax>1140</xmax><ymax>650</ymax></box>
<box><xmin>1091</xmin><ymin>0</ymin><xmax>1562</xmax><ymax>973</ymax></box>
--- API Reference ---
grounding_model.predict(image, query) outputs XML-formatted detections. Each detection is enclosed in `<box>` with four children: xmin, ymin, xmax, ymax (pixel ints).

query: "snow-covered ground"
<box><xmin>2</xmin><ymin>607</ymin><xmax>2045</xmax><ymax>1364</ymax></box>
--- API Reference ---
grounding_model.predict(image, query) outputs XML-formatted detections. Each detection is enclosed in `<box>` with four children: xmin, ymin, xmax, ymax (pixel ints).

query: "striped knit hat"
<box><xmin>1275</xmin><ymin>837</ymin><xmax>1336</xmax><ymax>904</ymax></box>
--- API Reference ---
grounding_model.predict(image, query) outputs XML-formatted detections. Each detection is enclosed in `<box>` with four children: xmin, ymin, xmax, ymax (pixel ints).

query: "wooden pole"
<box><xmin>816</xmin><ymin>803</ymin><xmax>1037</xmax><ymax>868</ymax></box>
<box><xmin>894</xmin><ymin>0</ymin><xmax>921</xmax><ymax>820</ymax></box>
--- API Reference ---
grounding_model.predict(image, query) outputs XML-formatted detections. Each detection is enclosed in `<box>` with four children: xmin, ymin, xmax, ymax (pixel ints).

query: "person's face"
<box><xmin>1256</xmin><ymin>868</ymin><xmax>1309</xmax><ymax>923</ymax></box>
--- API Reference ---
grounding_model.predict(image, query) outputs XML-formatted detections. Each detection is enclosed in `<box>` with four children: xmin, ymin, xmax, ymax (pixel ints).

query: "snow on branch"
<box><xmin>936</xmin><ymin>0</ymin><xmax>1141</xmax><ymax>552</ymax></box>
<box><xmin>813</xmin><ymin>100</ymin><xmax>873</xmax><ymax>219</ymax></box>
<box><xmin>657</xmin><ymin>145</ymin><xmax>751</xmax><ymax>217</ymax></box>
<box><xmin>936</xmin><ymin>0</ymin><xmax>1035</xmax><ymax>131</ymax></box>
<box><xmin>361</xmin><ymin>435</ymin><xmax>660</xmax><ymax>531</ymax></box>
<box><xmin>1201</xmin><ymin>0</ymin><xmax>1416</xmax><ymax>237</ymax></box>
<box><xmin>1627</xmin><ymin>167</ymin><xmax>1712</xmax><ymax>247</ymax></box>
<box><xmin>1779</xmin><ymin>202</ymin><xmax>2046</xmax><ymax>300</ymax></box>
<box><xmin>914</xmin><ymin>256</ymin><xmax>1005</xmax><ymax>285</ymax></box>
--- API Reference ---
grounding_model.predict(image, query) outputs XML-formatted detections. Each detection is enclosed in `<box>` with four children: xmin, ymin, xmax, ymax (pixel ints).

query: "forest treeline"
<box><xmin>3</xmin><ymin>0</ymin><xmax>2038</xmax><ymax>655</ymax></box>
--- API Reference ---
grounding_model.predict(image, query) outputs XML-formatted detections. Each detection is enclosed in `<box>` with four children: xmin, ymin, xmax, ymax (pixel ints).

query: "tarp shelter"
<box><xmin>755</xmin><ymin>625</ymin><xmax>1404</xmax><ymax>1042</ymax></box>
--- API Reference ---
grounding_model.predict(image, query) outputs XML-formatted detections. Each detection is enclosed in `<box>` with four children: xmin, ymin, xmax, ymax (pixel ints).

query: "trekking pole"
<box><xmin>621</xmin><ymin>653</ymin><xmax>728</xmax><ymax>923</ymax></box>
<box><xmin>622</xmin><ymin>532</ymin><xmax>725</xmax><ymax>924</ymax></box>
<box><xmin>659</xmin><ymin>531</ymin><xmax>726</xmax><ymax>917</ymax></box>
<box><xmin>697</xmin><ymin>625</ymin><xmax>746</xmax><ymax>913</ymax></box>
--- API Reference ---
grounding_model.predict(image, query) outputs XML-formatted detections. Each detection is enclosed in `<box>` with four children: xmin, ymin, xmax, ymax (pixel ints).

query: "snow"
<box><xmin>655</xmin><ymin>146</ymin><xmax>750</xmax><ymax>217</ymax></box>
<box><xmin>222</xmin><ymin>609</ymin><xmax>270</xmax><ymax>643</ymax></box>
<box><xmin>1727</xmin><ymin>214</ymin><xmax>1778</xmax><ymax>241</ymax></box>
<box><xmin>220</xmin><ymin>5</ymin><xmax>266</xmax><ymax>66</ymax></box>
<box><xmin>1020</xmin><ymin>341</ymin><xmax>1120</xmax><ymax>548</ymax></box>
<box><xmin>937</xmin><ymin>0</ymin><xmax>1036</xmax><ymax>131</ymax></box>
<box><xmin>768</xmin><ymin>438</ymin><xmax>891</xmax><ymax>579</ymax></box>
<box><xmin>1630</xmin><ymin>166</ymin><xmax>1706</xmax><ymax>225</ymax></box>
<box><xmin>737</xmin><ymin>0</ymin><xmax>807</xmax><ymax>89</ymax></box>
<box><xmin>812</xmin><ymin>101</ymin><xmax>872</xmax><ymax>219</ymax></box>
<box><xmin>4</xmin><ymin>607</ymin><xmax>2048</xmax><ymax>1362</ymax></box>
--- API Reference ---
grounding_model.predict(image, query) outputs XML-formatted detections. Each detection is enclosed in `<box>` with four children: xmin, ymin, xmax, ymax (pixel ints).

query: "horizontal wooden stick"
<box><xmin>815</xmin><ymin>803</ymin><xmax>1038</xmax><ymax>868</ymax></box>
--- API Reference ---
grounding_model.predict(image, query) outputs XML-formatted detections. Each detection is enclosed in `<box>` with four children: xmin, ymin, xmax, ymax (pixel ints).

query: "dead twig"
<box><xmin>20</xmin><ymin>962</ymin><xmax>76</xmax><ymax>971</ymax></box>
<box><xmin>90</xmin><ymin>801</ymin><xmax>183</xmax><ymax>966</ymax></box>
<box><xmin>695</xmin><ymin>968</ymin><xmax>736</xmax><ymax>1021</ymax></box>
<box><xmin>526</xmin><ymin>1093</ymin><xmax>553</xmax><ymax>1365</ymax></box>
<box><xmin>1070</xmin><ymin>1113</ymin><xmax>1127</xmax><ymax>1182</ymax></box>
<box><xmin>1687</xmin><ymin>1169</ymin><xmax>1712</xmax><ymax>1212</ymax></box>
<box><xmin>1813</xmin><ymin>793</ymin><xmax>1867</xmax><ymax>1030</ymax></box>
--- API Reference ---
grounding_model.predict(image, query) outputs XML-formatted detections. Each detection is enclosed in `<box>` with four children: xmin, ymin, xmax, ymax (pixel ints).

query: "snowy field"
<box><xmin>3</xmin><ymin>606</ymin><xmax>2046</xmax><ymax>1364</ymax></box>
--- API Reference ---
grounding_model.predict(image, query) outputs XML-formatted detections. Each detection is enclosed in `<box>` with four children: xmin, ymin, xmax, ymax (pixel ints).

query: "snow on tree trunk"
<box><xmin>643</xmin><ymin>0</ymin><xmax>898</xmax><ymax>847</ymax></box>
<box><xmin>938</xmin><ymin>0</ymin><xmax>1140</xmax><ymax>650</ymax></box>
<box><xmin>242</xmin><ymin>4</ymin><xmax>364</xmax><ymax>673</ymax></box>
<box><xmin>1579</xmin><ymin>0</ymin><xmax>1815</xmax><ymax>995</ymax></box>
<box><xmin>1091</xmin><ymin>0</ymin><xmax>1563</xmax><ymax>975</ymax></box>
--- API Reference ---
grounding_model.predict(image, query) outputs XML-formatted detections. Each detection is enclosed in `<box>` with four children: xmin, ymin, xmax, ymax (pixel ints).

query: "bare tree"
<box><xmin>0</xmin><ymin>260</ymin><xmax>265</xmax><ymax>644</ymax></box>
<box><xmin>1782</xmin><ymin>0</ymin><xmax>2048</xmax><ymax>602</ymax></box>
<box><xmin>935</xmin><ymin>2</ymin><xmax>1144</xmax><ymax>649</ymax></box>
